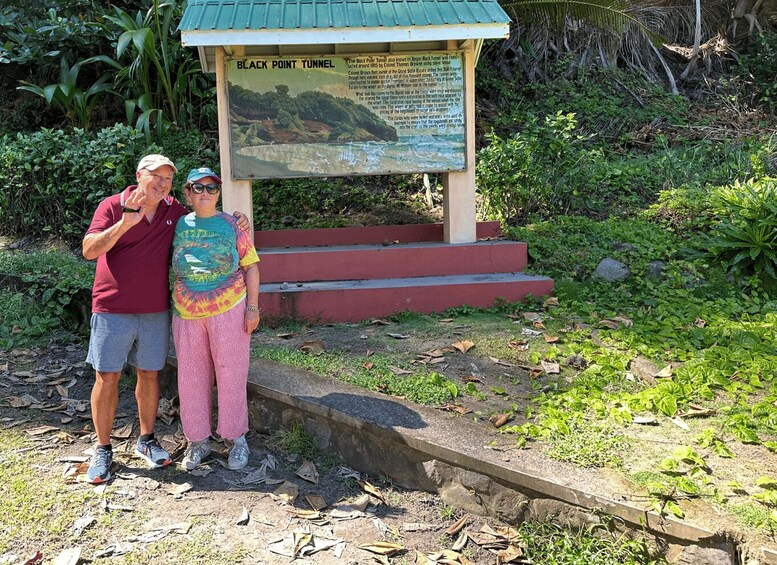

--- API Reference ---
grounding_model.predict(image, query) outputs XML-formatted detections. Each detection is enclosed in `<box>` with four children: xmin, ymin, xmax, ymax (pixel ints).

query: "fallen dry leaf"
<box><xmin>112</xmin><ymin>421</ymin><xmax>134</xmax><ymax>439</ymax></box>
<box><xmin>388</xmin><ymin>365</ymin><xmax>412</xmax><ymax>375</ymax></box>
<box><xmin>236</xmin><ymin>507</ymin><xmax>250</xmax><ymax>525</ymax></box>
<box><xmin>272</xmin><ymin>481</ymin><xmax>299</xmax><ymax>504</ymax></box>
<box><xmin>543</xmin><ymin>334</ymin><xmax>560</xmax><ymax>343</ymax></box>
<box><xmin>357</xmin><ymin>479</ymin><xmax>386</xmax><ymax>504</ymax></box>
<box><xmin>439</xmin><ymin>318</ymin><xmax>454</xmax><ymax>323</ymax></box>
<box><xmin>540</xmin><ymin>361</ymin><xmax>560</xmax><ymax>374</ymax></box>
<box><xmin>680</xmin><ymin>407</ymin><xmax>716</xmax><ymax>418</ymax></box>
<box><xmin>299</xmin><ymin>340</ymin><xmax>326</xmax><ymax>355</ymax></box>
<box><xmin>533</xmin><ymin>320</ymin><xmax>546</xmax><ymax>330</ymax></box>
<box><xmin>53</xmin><ymin>547</ymin><xmax>81</xmax><ymax>565</ymax></box>
<box><xmin>168</xmin><ymin>482</ymin><xmax>193</xmax><ymax>496</ymax></box>
<box><xmin>26</xmin><ymin>425</ymin><xmax>59</xmax><ymax>436</ymax></box>
<box><xmin>633</xmin><ymin>415</ymin><xmax>658</xmax><ymax>425</ymax></box>
<box><xmin>357</xmin><ymin>541</ymin><xmax>404</xmax><ymax>556</ymax></box>
<box><xmin>296</xmin><ymin>461</ymin><xmax>319</xmax><ymax>484</ymax></box>
<box><xmin>362</xmin><ymin>362</ymin><xmax>374</xmax><ymax>370</ymax></box>
<box><xmin>544</xmin><ymin>296</ymin><xmax>559</xmax><ymax>307</ymax></box>
<box><xmin>671</xmin><ymin>417</ymin><xmax>690</xmax><ymax>431</ymax></box>
<box><xmin>489</xmin><ymin>357</ymin><xmax>514</xmax><ymax>367</ymax></box>
<box><xmin>7</xmin><ymin>395</ymin><xmax>39</xmax><ymax>408</ymax></box>
<box><xmin>489</xmin><ymin>413</ymin><xmax>511</xmax><ymax>428</ymax></box>
<box><xmin>386</xmin><ymin>333</ymin><xmax>410</xmax><ymax>339</ymax></box>
<box><xmin>438</xmin><ymin>403</ymin><xmax>472</xmax><ymax>415</ymax></box>
<box><xmin>451</xmin><ymin>340</ymin><xmax>475</xmax><ymax>354</ymax></box>
<box><xmin>655</xmin><ymin>365</ymin><xmax>674</xmax><ymax>378</ymax></box>
<box><xmin>444</xmin><ymin>514</ymin><xmax>470</xmax><ymax>535</ymax></box>
<box><xmin>305</xmin><ymin>493</ymin><xmax>327</xmax><ymax>511</ymax></box>
<box><xmin>452</xmin><ymin>530</ymin><xmax>469</xmax><ymax>552</ymax></box>
<box><xmin>370</xmin><ymin>319</ymin><xmax>390</xmax><ymax>325</ymax></box>
<box><xmin>402</xmin><ymin>522</ymin><xmax>439</xmax><ymax>532</ymax></box>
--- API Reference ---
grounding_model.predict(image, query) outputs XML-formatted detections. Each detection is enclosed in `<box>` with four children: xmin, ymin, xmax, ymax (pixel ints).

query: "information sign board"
<box><xmin>227</xmin><ymin>53</ymin><xmax>465</xmax><ymax>178</ymax></box>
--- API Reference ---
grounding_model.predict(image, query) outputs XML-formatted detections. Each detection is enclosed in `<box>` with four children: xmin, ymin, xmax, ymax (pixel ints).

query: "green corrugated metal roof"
<box><xmin>179</xmin><ymin>0</ymin><xmax>510</xmax><ymax>32</ymax></box>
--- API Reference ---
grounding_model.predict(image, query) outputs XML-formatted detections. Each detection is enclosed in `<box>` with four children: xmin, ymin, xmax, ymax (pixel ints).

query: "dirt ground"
<box><xmin>0</xmin><ymin>340</ymin><xmax>534</xmax><ymax>565</ymax></box>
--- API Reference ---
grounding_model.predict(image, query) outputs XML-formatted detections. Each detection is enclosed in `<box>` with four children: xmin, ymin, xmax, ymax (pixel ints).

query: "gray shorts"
<box><xmin>86</xmin><ymin>312</ymin><xmax>170</xmax><ymax>373</ymax></box>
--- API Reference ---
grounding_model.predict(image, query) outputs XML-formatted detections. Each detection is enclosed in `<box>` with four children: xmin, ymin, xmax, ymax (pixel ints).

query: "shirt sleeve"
<box><xmin>85</xmin><ymin>198</ymin><xmax>117</xmax><ymax>236</ymax></box>
<box><xmin>234</xmin><ymin>220</ymin><xmax>260</xmax><ymax>267</ymax></box>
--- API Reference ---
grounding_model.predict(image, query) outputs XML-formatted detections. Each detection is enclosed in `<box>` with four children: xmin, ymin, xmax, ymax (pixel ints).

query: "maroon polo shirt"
<box><xmin>86</xmin><ymin>185</ymin><xmax>188</xmax><ymax>314</ymax></box>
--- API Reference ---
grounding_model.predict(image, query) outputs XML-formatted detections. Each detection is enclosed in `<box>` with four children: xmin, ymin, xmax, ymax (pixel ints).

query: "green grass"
<box><xmin>253</xmin><ymin>345</ymin><xmax>459</xmax><ymax>405</ymax></box>
<box><xmin>545</xmin><ymin>420</ymin><xmax>631</xmax><ymax>468</ymax></box>
<box><xmin>0</xmin><ymin>430</ymin><xmax>95</xmax><ymax>555</ymax></box>
<box><xmin>271</xmin><ymin>421</ymin><xmax>318</xmax><ymax>461</ymax></box>
<box><xmin>516</xmin><ymin>520</ymin><xmax>667</xmax><ymax>565</ymax></box>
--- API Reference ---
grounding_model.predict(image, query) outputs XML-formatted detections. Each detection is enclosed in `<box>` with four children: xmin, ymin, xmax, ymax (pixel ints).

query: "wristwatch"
<box><xmin>122</xmin><ymin>206</ymin><xmax>141</xmax><ymax>213</ymax></box>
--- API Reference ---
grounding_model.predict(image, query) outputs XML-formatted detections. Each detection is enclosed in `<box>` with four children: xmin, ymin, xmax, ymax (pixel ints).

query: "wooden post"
<box><xmin>215</xmin><ymin>46</ymin><xmax>254</xmax><ymax>239</ymax></box>
<box><xmin>442</xmin><ymin>42</ymin><xmax>477</xmax><ymax>244</ymax></box>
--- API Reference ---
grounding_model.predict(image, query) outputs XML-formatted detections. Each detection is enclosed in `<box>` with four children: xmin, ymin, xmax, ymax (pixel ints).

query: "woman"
<box><xmin>171</xmin><ymin>167</ymin><xmax>260</xmax><ymax>471</ymax></box>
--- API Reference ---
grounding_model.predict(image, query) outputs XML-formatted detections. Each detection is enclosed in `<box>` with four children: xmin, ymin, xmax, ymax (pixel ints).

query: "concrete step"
<box><xmin>258</xmin><ymin>240</ymin><xmax>528</xmax><ymax>283</ymax></box>
<box><xmin>255</xmin><ymin>220</ymin><xmax>501</xmax><ymax>248</ymax></box>
<box><xmin>259</xmin><ymin>272</ymin><xmax>554</xmax><ymax>323</ymax></box>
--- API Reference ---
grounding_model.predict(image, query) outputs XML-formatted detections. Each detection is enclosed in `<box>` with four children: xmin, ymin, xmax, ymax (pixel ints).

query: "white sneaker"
<box><xmin>228</xmin><ymin>435</ymin><xmax>249</xmax><ymax>470</ymax></box>
<box><xmin>182</xmin><ymin>439</ymin><xmax>211</xmax><ymax>470</ymax></box>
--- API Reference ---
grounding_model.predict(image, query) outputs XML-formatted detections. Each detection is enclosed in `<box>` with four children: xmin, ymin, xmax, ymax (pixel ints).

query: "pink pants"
<box><xmin>172</xmin><ymin>304</ymin><xmax>250</xmax><ymax>442</ymax></box>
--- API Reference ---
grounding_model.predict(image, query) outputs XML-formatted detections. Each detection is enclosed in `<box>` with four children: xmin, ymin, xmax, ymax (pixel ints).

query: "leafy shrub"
<box><xmin>505</xmin><ymin>216</ymin><xmax>679</xmax><ymax>280</ymax></box>
<box><xmin>0</xmin><ymin>125</ymin><xmax>219</xmax><ymax>243</ymax></box>
<box><xmin>643</xmin><ymin>184</ymin><xmax>716</xmax><ymax>233</ymax></box>
<box><xmin>477</xmin><ymin>112</ymin><xmax>608</xmax><ymax>222</ymax></box>
<box><xmin>0</xmin><ymin>248</ymin><xmax>94</xmax><ymax>348</ymax></box>
<box><xmin>704</xmin><ymin>177</ymin><xmax>777</xmax><ymax>280</ymax></box>
<box><xmin>0</xmin><ymin>124</ymin><xmax>158</xmax><ymax>242</ymax></box>
<box><xmin>476</xmin><ymin>61</ymin><xmax>689</xmax><ymax>141</ymax></box>
<box><xmin>737</xmin><ymin>31</ymin><xmax>777</xmax><ymax>111</ymax></box>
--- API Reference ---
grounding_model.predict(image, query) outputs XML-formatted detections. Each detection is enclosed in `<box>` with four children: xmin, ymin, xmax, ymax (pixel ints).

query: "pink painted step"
<box><xmin>259</xmin><ymin>273</ymin><xmax>554</xmax><ymax>323</ymax></box>
<box><xmin>255</xmin><ymin>221</ymin><xmax>501</xmax><ymax>248</ymax></box>
<box><xmin>259</xmin><ymin>240</ymin><xmax>527</xmax><ymax>283</ymax></box>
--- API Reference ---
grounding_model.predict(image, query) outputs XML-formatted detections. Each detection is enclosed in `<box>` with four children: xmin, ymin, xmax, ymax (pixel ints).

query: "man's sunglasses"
<box><xmin>188</xmin><ymin>182</ymin><xmax>221</xmax><ymax>194</ymax></box>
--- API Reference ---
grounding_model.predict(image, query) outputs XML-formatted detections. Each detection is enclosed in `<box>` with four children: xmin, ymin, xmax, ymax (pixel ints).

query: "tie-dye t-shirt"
<box><xmin>172</xmin><ymin>212</ymin><xmax>259</xmax><ymax>320</ymax></box>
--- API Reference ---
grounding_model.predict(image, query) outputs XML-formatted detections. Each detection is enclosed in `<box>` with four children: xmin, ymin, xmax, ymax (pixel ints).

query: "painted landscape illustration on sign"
<box><xmin>227</xmin><ymin>53</ymin><xmax>465</xmax><ymax>178</ymax></box>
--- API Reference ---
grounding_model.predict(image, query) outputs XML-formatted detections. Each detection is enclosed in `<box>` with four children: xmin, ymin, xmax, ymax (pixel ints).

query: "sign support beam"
<box><xmin>443</xmin><ymin>42</ymin><xmax>476</xmax><ymax>244</ymax></box>
<box><xmin>216</xmin><ymin>46</ymin><xmax>255</xmax><ymax>239</ymax></box>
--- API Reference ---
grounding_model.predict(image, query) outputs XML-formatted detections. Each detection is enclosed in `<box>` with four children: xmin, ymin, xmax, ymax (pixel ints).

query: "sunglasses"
<box><xmin>188</xmin><ymin>182</ymin><xmax>221</xmax><ymax>194</ymax></box>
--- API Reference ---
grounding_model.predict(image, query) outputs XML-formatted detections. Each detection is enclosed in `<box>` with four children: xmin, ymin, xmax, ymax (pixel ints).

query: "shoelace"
<box><xmin>230</xmin><ymin>442</ymin><xmax>248</xmax><ymax>460</ymax></box>
<box><xmin>93</xmin><ymin>449</ymin><xmax>111</xmax><ymax>466</ymax></box>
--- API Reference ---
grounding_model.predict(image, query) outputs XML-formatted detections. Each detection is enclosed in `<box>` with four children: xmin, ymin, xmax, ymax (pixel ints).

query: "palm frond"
<box><xmin>503</xmin><ymin>0</ymin><xmax>666</xmax><ymax>45</ymax></box>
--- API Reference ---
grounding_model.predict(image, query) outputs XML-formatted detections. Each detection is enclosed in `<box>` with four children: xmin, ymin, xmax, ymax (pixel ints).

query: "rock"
<box><xmin>593</xmin><ymin>258</ymin><xmax>630</xmax><ymax>282</ymax></box>
<box><xmin>647</xmin><ymin>260</ymin><xmax>667</xmax><ymax>279</ymax></box>
<box><xmin>668</xmin><ymin>542</ymin><xmax>736</xmax><ymax>565</ymax></box>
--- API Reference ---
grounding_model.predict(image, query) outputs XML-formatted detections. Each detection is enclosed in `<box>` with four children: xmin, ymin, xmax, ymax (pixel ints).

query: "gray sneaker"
<box><xmin>227</xmin><ymin>435</ymin><xmax>249</xmax><ymax>470</ymax></box>
<box><xmin>182</xmin><ymin>439</ymin><xmax>211</xmax><ymax>471</ymax></box>
<box><xmin>134</xmin><ymin>436</ymin><xmax>171</xmax><ymax>468</ymax></box>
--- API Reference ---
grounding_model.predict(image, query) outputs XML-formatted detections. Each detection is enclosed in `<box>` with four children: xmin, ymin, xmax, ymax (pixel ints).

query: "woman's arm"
<box><xmin>242</xmin><ymin>262</ymin><xmax>260</xmax><ymax>334</ymax></box>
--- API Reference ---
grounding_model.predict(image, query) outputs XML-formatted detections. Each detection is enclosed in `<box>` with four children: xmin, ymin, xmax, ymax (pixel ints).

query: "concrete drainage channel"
<box><xmin>247</xmin><ymin>357</ymin><xmax>777</xmax><ymax>565</ymax></box>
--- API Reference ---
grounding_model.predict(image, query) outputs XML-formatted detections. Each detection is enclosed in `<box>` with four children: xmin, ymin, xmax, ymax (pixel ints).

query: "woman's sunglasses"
<box><xmin>188</xmin><ymin>182</ymin><xmax>221</xmax><ymax>194</ymax></box>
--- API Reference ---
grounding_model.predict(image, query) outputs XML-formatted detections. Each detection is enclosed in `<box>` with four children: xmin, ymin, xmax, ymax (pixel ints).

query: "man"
<box><xmin>82</xmin><ymin>154</ymin><xmax>249</xmax><ymax>484</ymax></box>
